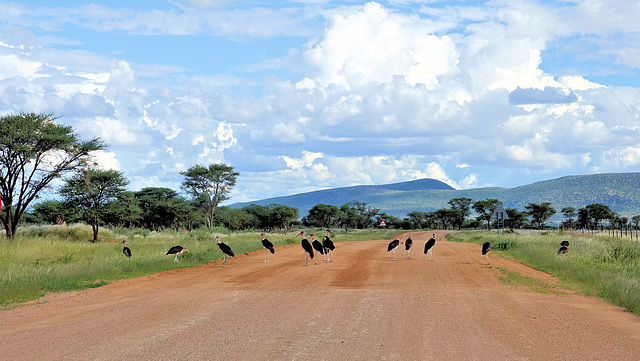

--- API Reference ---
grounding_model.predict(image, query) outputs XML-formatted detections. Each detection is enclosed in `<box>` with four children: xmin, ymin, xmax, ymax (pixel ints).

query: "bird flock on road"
<box><xmin>120</xmin><ymin>230</ymin><xmax>571</xmax><ymax>268</ymax></box>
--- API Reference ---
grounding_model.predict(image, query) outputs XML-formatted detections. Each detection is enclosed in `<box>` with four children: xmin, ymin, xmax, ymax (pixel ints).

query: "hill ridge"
<box><xmin>228</xmin><ymin>173</ymin><xmax>640</xmax><ymax>219</ymax></box>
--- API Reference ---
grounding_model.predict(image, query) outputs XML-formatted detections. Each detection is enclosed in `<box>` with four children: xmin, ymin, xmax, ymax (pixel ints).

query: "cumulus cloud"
<box><xmin>3</xmin><ymin>0</ymin><xmax>640</xmax><ymax>207</ymax></box>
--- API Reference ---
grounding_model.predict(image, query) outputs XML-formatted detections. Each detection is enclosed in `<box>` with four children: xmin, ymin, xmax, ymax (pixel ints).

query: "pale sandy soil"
<box><xmin>1</xmin><ymin>231</ymin><xmax>639</xmax><ymax>360</ymax></box>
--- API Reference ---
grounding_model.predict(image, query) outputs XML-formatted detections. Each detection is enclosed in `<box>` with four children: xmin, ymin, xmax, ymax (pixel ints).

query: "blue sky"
<box><xmin>2</xmin><ymin>0</ymin><xmax>640</xmax><ymax>205</ymax></box>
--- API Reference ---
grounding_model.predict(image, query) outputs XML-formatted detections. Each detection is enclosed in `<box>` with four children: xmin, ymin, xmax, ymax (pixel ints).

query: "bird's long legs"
<box><xmin>174</xmin><ymin>254</ymin><xmax>181</xmax><ymax>264</ymax></box>
<box><xmin>485</xmin><ymin>254</ymin><xmax>490</xmax><ymax>265</ymax></box>
<box><xmin>392</xmin><ymin>249</ymin><xmax>397</xmax><ymax>261</ymax></box>
<box><xmin>264</xmin><ymin>249</ymin><xmax>269</xmax><ymax>263</ymax></box>
<box><xmin>315</xmin><ymin>251</ymin><xmax>319</xmax><ymax>264</ymax></box>
<box><xmin>428</xmin><ymin>249</ymin><xmax>433</xmax><ymax>261</ymax></box>
<box><xmin>304</xmin><ymin>252</ymin><xmax>308</xmax><ymax>266</ymax></box>
<box><xmin>407</xmin><ymin>249</ymin><xmax>411</xmax><ymax>259</ymax></box>
<box><xmin>222</xmin><ymin>254</ymin><xmax>227</xmax><ymax>267</ymax></box>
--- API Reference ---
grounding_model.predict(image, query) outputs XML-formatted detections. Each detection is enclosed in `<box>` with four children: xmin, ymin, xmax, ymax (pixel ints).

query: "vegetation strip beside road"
<box><xmin>0</xmin><ymin>225</ymin><xmax>398</xmax><ymax>308</ymax></box>
<box><xmin>448</xmin><ymin>231</ymin><xmax>640</xmax><ymax>315</ymax></box>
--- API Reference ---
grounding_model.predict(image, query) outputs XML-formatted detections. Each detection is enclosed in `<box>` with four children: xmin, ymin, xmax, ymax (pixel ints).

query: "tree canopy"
<box><xmin>181</xmin><ymin>163</ymin><xmax>239</xmax><ymax>229</ymax></box>
<box><xmin>59</xmin><ymin>168</ymin><xmax>128</xmax><ymax>241</ymax></box>
<box><xmin>0</xmin><ymin>112</ymin><xmax>105</xmax><ymax>239</ymax></box>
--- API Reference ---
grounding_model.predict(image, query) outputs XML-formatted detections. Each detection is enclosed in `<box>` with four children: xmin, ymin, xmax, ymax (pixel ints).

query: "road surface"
<box><xmin>2</xmin><ymin>231</ymin><xmax>639</xmax><ymax>360</ymax></box>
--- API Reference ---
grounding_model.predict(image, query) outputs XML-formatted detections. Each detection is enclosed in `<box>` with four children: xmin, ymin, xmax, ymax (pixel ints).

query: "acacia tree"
<box><xmin>448</xmin><ymin>197</ymin><xmax>473</xmax><ymax>230</ymax></box>
<box><xmin>525</xmin><ymin>202</ymin><xmax>557</xmax><ymax>229</ymax></box>
<box><xmin>59</xmin><ymin>168</ymin><xmax>128</xmax><ymax>242</ymax></box>
<box><xmin>181</xmin><ymin>163</ymin><xmax>239</xmax><ymax>229</ymax></box>
<box><xmin>473</xmin><ymin>198</ymin><xmax>501</xmax><ymax>231</ymax></box>
<box><xmin>0</xmin><ymin>112</ymin><xmax>104</xmax><ymax>239</ymax></box>
<box><xmin>304</xmin><ymin>203</ymin><xmax>340</xmax><ymax>228</ymax></box>
<box><xmin>135</xmin><ymin>187</ymin><xmax>195</xmax><ymax>231</ymax></box>
<box><xmin>269</xmin><ymin>204</ymin><xmax>299</xmax><ymax>234</ymax></box>
<box><xmin>561</xmin><ymin>206</ymin><xmax>576</xmax><ymax>229</ymax></box>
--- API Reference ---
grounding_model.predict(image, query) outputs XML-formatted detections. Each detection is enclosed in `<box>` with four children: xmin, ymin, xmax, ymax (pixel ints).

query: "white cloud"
<box><xmin>619</xmin><ymin>146</ymin><xmax>640</xmax><ymax>166</ymax></box>
<box><xmin>4</xmin><ymin>0</ymin><xmax>640</xmax><ymax>208</ymax></box>
<box><xmin>92</xmin><ymin>150</ymin><xmax>121</xmax><ymax>170</ymax></box>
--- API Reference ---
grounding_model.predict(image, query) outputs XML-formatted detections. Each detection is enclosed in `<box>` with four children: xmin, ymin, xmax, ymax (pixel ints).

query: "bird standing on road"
<box><xmin>323</xmin><ymin>230</ymin><xmax>335</xmax><ymax>262</ymax></box>
<box><xmin>166</xmin><ymin>245</ymin><xmax>189</xmax><ymax>264</ymax></box>
<box><xmin>558</xmin><ymin>240</ymin><xmax>570</xmax><ymax>254</ymax></box>
<box><xmin>424</xmin><ymin>234</ymin><xmax>436</xmax><ymax>261</ymax></box>
<box><xmin>122</xmin><ymin>240</ymin><xmax>131</xmax><ymax>258</ymax></box>
<box><xmin>387</xmin><ymin>239</ymin><xmax>403</xmax><ymax>260</ymax></box>
<box><xmin>311</xmin><ymin>234</ymin><xmax>325</xmax><ymax>264</ymax></box>
<box><xmin>216</xmin><ymin>236</ymin><xmax>235</xmax><ymax>267</ymax></box>
<box><xmin>298</xmin><ymin>230</ymin><xmax>314</xmax><ymax>266</ymax></box>
<box><xmin>261</xmin><ymin>233</ymin><xmax>275</xmax><ymax>263</ymax></box>
<box><xmin>405</xmin><ymin>237</ymin><xmax>413</xmax><ymax>259</ymax></box>
<box><xmin>482</xmin><ymin>242</ymin><xmax>492</xmax><ymax>265</ymax></box>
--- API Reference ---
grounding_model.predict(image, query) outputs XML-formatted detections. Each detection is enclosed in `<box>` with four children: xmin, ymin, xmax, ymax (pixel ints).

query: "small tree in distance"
<box><xmin>181</xmin><ymin>163</ymin><xmax>239</xmax><ymax>229</ymax></box>
<box><xmin>60</xmin><ymin>168</ymin><xmax>128</xmax><ymax>242</ymax></box>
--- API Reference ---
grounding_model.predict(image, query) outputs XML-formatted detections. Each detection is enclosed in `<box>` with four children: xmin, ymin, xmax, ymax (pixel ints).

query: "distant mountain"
<box><xmin>228</xmin><ymin>173</ymin><xmax>640</xmax><ymax>220</ymax></box>
<box><xmin>228</xmin><ymin>178</ymin><xmax>454</xmax><ymax>216</ymax></box>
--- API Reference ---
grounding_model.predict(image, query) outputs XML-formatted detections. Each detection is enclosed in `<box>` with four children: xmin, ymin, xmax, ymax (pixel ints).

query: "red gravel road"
<box><xmin>1</xmin><ymin>231</ymin><xmax>639</xmax><ymax>360</ymax></box>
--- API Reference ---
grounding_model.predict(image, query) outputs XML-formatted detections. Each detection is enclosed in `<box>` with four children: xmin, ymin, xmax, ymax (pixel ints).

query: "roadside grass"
<box><xmin>447</xmin><ymin>230</ymin><xmax>640</xmax><ymax>315</ymax></box>
<box><xmin>0</xmin><ymin>225</ymin><xmax>398</xmax><ymax>309</ymax></box>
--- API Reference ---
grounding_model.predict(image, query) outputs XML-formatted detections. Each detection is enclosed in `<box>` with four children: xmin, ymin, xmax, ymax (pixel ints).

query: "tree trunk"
<box><xmin>91</xmin><ymin>222</ymin><xmax>99</xmax><ymax>242</ymax></box>
<box><xmin>3</xmin><ymin>205</ymin><xmax>16</xmax><ymax>239</ymax></box>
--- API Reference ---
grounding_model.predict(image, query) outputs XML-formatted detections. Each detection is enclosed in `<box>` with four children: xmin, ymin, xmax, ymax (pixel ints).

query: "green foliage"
<box><xmin>0</xmin><ymin>112</ymin><xmax>105</xmax><ymax>238</ymax></box>
<box><xmin>59</xmin><ymin>168</ymin><xmax>129</xmax><ymax>241</ymax></box>
<box><xmin>180</xmin><ymin>163</ymin><xmax>239</xmax><ymax>229</ymax></box>
<box><xmin>448</xmin><ymin>231</ymin><xmax>640</xmax><ymax>315</ymax></box>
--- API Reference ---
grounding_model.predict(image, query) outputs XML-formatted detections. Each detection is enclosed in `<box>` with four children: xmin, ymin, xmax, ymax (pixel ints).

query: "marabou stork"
<box><xmin>424</xmin><ymin>234</ymin><xmax>436</xmax><ymax>261</ymax></box>
<box><xmin>558</xmin><ymin>240</ymin><xmax>570</xmax><ymax>254</ymax></box>
<box><xmin>311</xmin><ymin>234</ymin><xmax>325</xmax><ymax>264</ymax></box>
<box><xmin>216</xmin><ymin>236</ymin><xmax>235</xmax><ymax>267</ymax></box>
<box><xmin>387</xmin><ymin>239</ymin><xmax>403</xmax><ymax>260</ymax></box>
<box><xmin>482</xmin><ymin>242</ymin><xmax>492</xmax><ymax>265</ymax></box>
<box><xmin>322</xmin><ymin>232</ymin><xmax>335</xmax><ymax>262</ymax></box>
<box><xmin>405</xmin><ymin>237</ymin><xmax>413</xmax><ymax>259</ymax></box>
<box><xmin>261</xmin><ymin>233</ymin><xmax>275</xmax><ymax>263</ymax></box>
<box><xmin>122</xmin><ymin>240</ymin><xmax>131</xmax><ymax>258</ymax></box>
<box><xmin>298</xmin><ymin>231</ymin><xmax>314</xmax><ymax>266</ymax></box>
<box><xmin>166</xmin><ymin>245</ymin><xmax>189</xmax><ymax>264</ymax></box>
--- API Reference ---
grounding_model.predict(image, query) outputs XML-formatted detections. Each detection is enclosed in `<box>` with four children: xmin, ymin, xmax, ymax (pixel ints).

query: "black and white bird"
<box><xmin>323</xmin><ymin>230</ymin><xmax>335</xmax><ymax>262</ymax></box>
<box><xmin>424</xmin><ymin>234</ymin><xmax>436</xmax><ymax>261</ymax></box>
<box><xmin>261</xmin><ymin>233</ymin><xmax>275</xmax><ymax>263</ymax></box>
<box><xmin>216</xmin><ymin>236</ymin><xmax>235</xmax><ymax>267</ymax></box>
<box><xmin>387</xmin><ymin>239</ymin><xmax>403</xmax><ymax>260</ymax></box>
<box><xmin>558</xmin><ymin>240</ymin><xmax>570</xmax><ymax>254</ymax></box>
<box><xmin>311</xmin><ymin>234</ymin><xmax>325</xmax><ymax>264</ymax></box>
<box><xmin>405</xmin><ymin>237</ymin><xmax>413</xmax><ymax>259</ymax></box>
<box><xmin>298</xmin><ymin>231</ymin><xmax>314</xmax><ymax>266</ymax></box>
<box><xmin>166</xmin><ymin>245</ymin><xmax>189</xmax><ymax>264</ymax></box>
<box><xmin>122</xmin><ymin>240</ymin><xmax>131</xmax><ymax>258</ymax></box>
<box><xmin>482</xmin><ymin>242</ymin><xmax>492</xmax><ymax>265</ymax></box>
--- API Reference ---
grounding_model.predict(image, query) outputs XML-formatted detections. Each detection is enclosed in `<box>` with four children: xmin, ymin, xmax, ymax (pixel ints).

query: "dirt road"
<box><xmin>2</xmin><ymin>231</ymin><xmax>640</xmax><ymax>360</ymax></box>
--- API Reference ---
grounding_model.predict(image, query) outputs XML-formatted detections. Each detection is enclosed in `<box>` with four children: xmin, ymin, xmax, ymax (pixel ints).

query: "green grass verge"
<box><xmin>0</xmin><ymin>225</ymin><xmax>399</xmax><ymax>309</ymax></box>
<box><xmin>447</xmin><ymin>230</ymin><xmax>640</xmax><ymax>315</ymax></box>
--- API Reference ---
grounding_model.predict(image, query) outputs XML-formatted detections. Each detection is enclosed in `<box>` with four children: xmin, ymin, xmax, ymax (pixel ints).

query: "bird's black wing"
<box><xmin>482</xmin><ymin>242</ymin><xmax>492</xmax><ymax>255</ymax></box>
<box><xmin>262</xmin><ymin>239</ymin><xmax>275</xmax><ymax>254</ymax></box>
<box><xmin>219</xmin><ymin>242</ymin><xmax>235</xmax><ymax>257</ymax></box>
<box><xmin>424</xmin><ymin>239</ymin><xmax>435</xmax><ymax>254</ymax></box>
<box><xmin>123</xmin><ymin>247</ymin><xmax>131</xmax><ymax>257</ymax></box>
<box><xmin>312</xmin><ymin>240</ymin><xmax>325</xmax><ymax>254</ymax></box>
<box><xmin>301</xmin><ymin>239</ymin><xmax>314</xmax><ymax>258</ymax></box>
<box><xmin>324</xmin><ymin>239</ymin><xmax>335</xmax><ymax>251</ymax></box>
<box><xmin>388</xmin><ymin>239</ymin><xmax>399</xmax><ymax>252</ymax></box>
<box><xmin>166</xmin><ymin>245</ymin><xmax>183</xmax><ymax>255</ymax></box>
<box><xmin>405</xmin><ymin>238</ymin><xmax>413</xmax><ymax>250</ymax></box>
